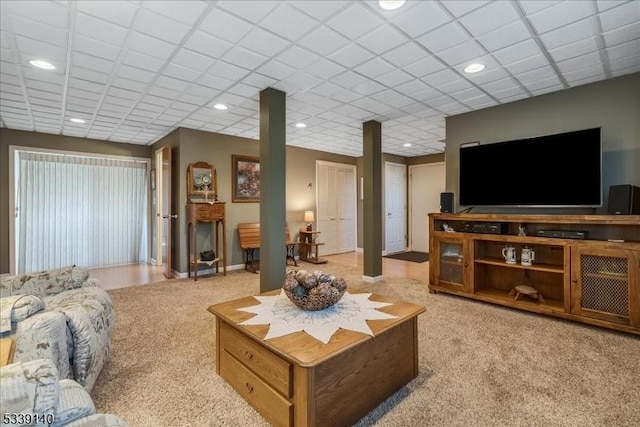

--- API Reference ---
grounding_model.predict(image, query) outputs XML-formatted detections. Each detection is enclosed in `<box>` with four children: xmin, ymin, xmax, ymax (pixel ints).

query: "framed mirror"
<box><xmin>187</xmin><ymin>162</ymin><xmax>216</xmax><ymax>202</ymax></box>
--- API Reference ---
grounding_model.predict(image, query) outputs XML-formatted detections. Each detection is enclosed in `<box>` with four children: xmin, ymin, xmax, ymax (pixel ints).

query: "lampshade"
<box><xmin>304</xmin><ymin>210</ymin><xmax>315</xmax><ymax>222</ymax></box>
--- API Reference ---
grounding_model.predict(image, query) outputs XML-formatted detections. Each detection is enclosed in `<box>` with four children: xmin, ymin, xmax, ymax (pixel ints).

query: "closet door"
<box><xmin>336</xmin><ymin>167</ymin><xmax>356</xmax><ymax>253</ymax></box>
<box><xmin>317</xmin><ymin>163</ymin><xmax>338</xmax><ymax>254</ymax></box>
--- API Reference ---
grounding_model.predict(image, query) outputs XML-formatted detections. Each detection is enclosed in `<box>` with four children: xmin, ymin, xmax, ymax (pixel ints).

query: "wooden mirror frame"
<box><xmin>187</xmin><ymin>162</ymin><xmax>216</xmax><ymax>201</ymax></box>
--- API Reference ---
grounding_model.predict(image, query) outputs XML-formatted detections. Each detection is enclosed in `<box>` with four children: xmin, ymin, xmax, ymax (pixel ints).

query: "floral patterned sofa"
<box><xmin>0</xmin><ymin>358</ymin><xmax>127</xmax><ymax>426</ymax></box>
<box><xmin>0</xmin><ymin>266</ymin><xmax>114</xmax><ymax>392</ymax></box>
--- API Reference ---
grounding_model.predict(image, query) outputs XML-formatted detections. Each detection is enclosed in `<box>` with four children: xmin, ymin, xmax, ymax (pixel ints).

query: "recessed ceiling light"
<box><xmin>379</xmin><ymin>0</ymin><xmax>406</xmax><ymax>10</ymax></box>
<box><xmin>403</xmin><ymin>143</ymin><xmax>412</xmax><ymax>147</ymax></box>
<box><xmin>70</xmin><ymin>118</ymin><xmax>86</xmax><ymax>124</ymax></box>
<box><xmin>295</xmin><ymin>123</ymin><xmax>307</xmax><ymax>128</ymax></box>
<box><xmin>29</xmin><ymin>59</ymin><xmax>56</xmax><ymax>70</ymax></box>
<box><xmin>213</xmin><ymin>103</ymin><xmax>228</xmax><ymax>110</ymax></box>
<box><xmin>464</xmin><ymin>63</ymin><xmax>485</xmax><ymax>74</ymax></box>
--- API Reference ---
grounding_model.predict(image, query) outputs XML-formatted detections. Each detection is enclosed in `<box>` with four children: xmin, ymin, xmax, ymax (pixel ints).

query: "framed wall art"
<box><xmin>232</xmin><ymin>155</ymin><xmax>260</xmax><ymax>202</ymax></box>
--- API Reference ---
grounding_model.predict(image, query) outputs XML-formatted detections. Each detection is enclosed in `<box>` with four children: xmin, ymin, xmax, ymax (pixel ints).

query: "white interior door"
<box><xmin>317</xmin><ymin>161</ymin><xmax>357</xmax><ymax>255</ymax></box>
<box><xmin>409</xmin><ymin>162</ymin><xmax>445</xmax><ymax>253</ymax></box>
<box><xmin>156</xmin><ymin>145</ymin><xmax>173</xmax><ymax>279</ymax></box>
<box><xmin>385</xmin><ymin>162</ymin><xmax>406</xmax><ymax>254</ymax></box>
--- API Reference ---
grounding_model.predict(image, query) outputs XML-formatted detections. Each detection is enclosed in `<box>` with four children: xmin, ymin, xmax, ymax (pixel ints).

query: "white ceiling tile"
<box><xmin>403</xmin><ymin>56</ymin><xmax>446</xmax><ymax>78</ymax></box>
<box><xmin>437</xmin><ymin>40</ymin><xmax>486</xmax><ymax>66</ymax></box>
<box><xmin>540</xmin><ymin>17</ymin><xmax>597</xmax><ymax>49</ymax></box>
<box><xmin>375</xmin><ymin>69</ymin><xmax>414</xmax><ymax>87</ymax></box>
<box><xmin>259</xmin><ymin>4</ymin><xmax>319</xmax><ymax>42</ymax></box>
<box><xmin>437</xmin><ymin>78</ymin><xmax>473</xmax><ymax>94</ymax></box>
<box><xmin>76</xmin><ymin>0</ymin><xmax>138</xmax><ymax>26</ymax></box>
<box><xmin>3</xmin><ymin>0</ymin><xmax>69</xmax><ymax>27</ymax></box>
<box><xmin>549</xmin><ymin>37</ymin><xmax>598</xmax><ymax>62</ymax></box>
<box><xmin>515</xmin><ymin>66</ymin><xmax>559</xmax><ymax>85</ymax></box>
<box><xmin>72</xmin><ymin>52</ymin><xmax>115</xmax><ymax>74</ymax></box>
<box><xmin>459</xmin><ymin>2</ymin><xmax>519</xmax><ymax>37</ymax></box>
<box><xmin>356</xmin><ymin>24</ymin><xmax>408</xmax><ymax>55</ymax></box>
<box><xmin>607</xmin><ymin>39</ymin><xmax>640</xmax><ymax>61</ymax></box>
<box><xmin>73</xmin><ymin>35</ymin><xmax>121</xmax><ymax>62</ymax></box>
<box><xmin>163</xmin><ymin>63</ymin><xmax>201</xmax><ymax>82</ymax></box>
<box><xmin>326</xmin><ymin>2</ymin><xmax>383</xmax><ymax>40</ymax></box>
<box><xmin>147</xmin><ymin>85</ymin><xmax>180</xmax><ymax>100</ymax></box>
<box><xmin>290</xmin><ymin>1</ymin><xmax>349</xmax><ymax>22</ymax></box>
<box><xmin>352</xmin><ymin>79</ymin><xmax>386</xmax><ymax>96</ymax></box>
<box><xmin>529</xmin><ymin>83</ymin><xmax>565</xmax><ymax>95</ymax></box>
<box><xmin>518</xmin><ymin>1</ymin><xmax>562</xmax><ymax>15</ymax></box>
<box><xmin>476</xmin><ymin>20</ymin><xmax>531</xmax><ymax>52</ymax></box>
<box><xmin>276</xmin><ymin>46</ymin><xmax>320</xmax><ymax>69</ymax></box>
<box><xmin>354</xmin><ymin>57</ymin><xmax>395</xmax><ymax>79</ymax></box>
<box><xmin>308</xmin><ymin>81</ymin><xmax>344</xmax><ymax>97</ymax></box>
<box><xmin>331</xmin><ymin>70</ymin><xmax>369</xmax><ymax>89</ymax></box>
<box><xmin>599</xmin><ymin>1</ymin><xmax>640</xmax><ymax>32</ymax></box>
<box><xmin>609</xmin><ymin>54</ymin><xmax>640</xmax><ymax>72</ymax></box>
<box><xmin>390</xmin><ymin>1</ymin><xmax>451</xmax><ymax>37</ymax></box>
<box><xmin>217</xmin><ymin>1</ymin><xmax>279</xmax><ymax>23</ymax></box>
<box><xmin>239</xmin><ymin>27</ymin><xmax>290</xmax><ymax>57</ymax></box>
<box><xmin>381</xmin><ymin>42</ymin><xmax>427</xmax><ymax>68</ymax></box>
<box><xmin>222</xmin><ymin>46</ymin><xmax>268</xmax><ymax>70</ymax></box>
<box><xmin>394</xmin><ymin>79</ymin><xmax>430</xmax><ymax>95</ymax></box>
<box><xmin>562</xmin><ymin>63</ymin><xmax>606</xmax><ymax>83</ymax></box>
<box><xmin>298</xmin><ymin>26</ymin><xmax>350</xmax><ymax>56</ymax></box>
<box><xmin>121</xmin><ymin>50</ymin><xmax>165</xmax><ymax>73</ymax></box>
<box><xmin>504</xmin><ymin>54</ymin><xmax>551</xmax><ymax>75</ymax></box>
<box><xmin>440</xmin><ymin>0</ymin><xmax>490</xmax><ymax>17</ymax></box>
<box><xmin>421</xmin><ymin>69</ymin><xmax>461</xmax><ymax>88</ymax></box>
<box><xmin>132</xmin><ymin>8</ymin><xmax>191</xmax><ymax>44</ymax></box>
<box><xmin>330</xmin><ymin>89</ymin><xmax>362</xmax><ymax>103</ymax></box>
<box><xmin>75</xmin><ymin>12</ymin><xmax>128</xmax><ymax>46</ymax></box>
<box><xmin>196</xmin><ymin>74</ymin><xmax>234</xmax><ymax>91</ymax></box>
<box><xmin>143</xmin><ymin>0</ymin><xmax>209</xmax><ymax>26</ymax></box>
<box><xmin>596</xmin><ymin>0</ymin><xmax>628</xmax><ymax>12</ymax></box>
<box><xmin>255</xmin><ymin>60</ymin><xmax>296</xmax><ymax>80</ymax></box>
<box><xmin>241</xmin><ymin>73</ymin><xmax>278</xmax><ymax>89</ymax></box>
<box><xmin>493</xmin><ymin>40</ymin><xmax>543</xmax><ymax>65</ymax></box>
<box><xmin>199</xmin><ymin>8</ymin><xmax>253</xmax><ymax>43</ymax></box>
<box><xmin>328</xmin><ymin>43</ymin><xmax>375</xmax><ymax>68</ymax></box>
<box><xmin>528</xmin><ymin>1</ymin><xmax>594</xmax><ymax>34</ymax></box>
<box><xmin>15</xmin><ymin>36</ymin><xmax>66</xmax><ymax>62</ymax></box>
<box><xmin>603</xmin><ymin>22</ymin><xmax>640</xmax><ymax>47</ymax></box>
<box><xmin>183</xmin><ymin>31</ymin><xmax>232</xmax><ymax>60</ymax></box>
<box><xmin>129</xmin><ymin>31</ymin><xmax>177</xmax><ymax>61</ymax></box>
<box><xmin>172</xmin><ymin>49</ymin><xmax>216</xmax><ymax>72</ymax></box>
<box><xmin>556</xmin><ymin>51</ymin><xmax>603</xmax><ymax>73</ymax></box>
<box><xmin>417</xmin><ymin>22</ymin><xmax>469</xmax><ymax>53</ymax></box>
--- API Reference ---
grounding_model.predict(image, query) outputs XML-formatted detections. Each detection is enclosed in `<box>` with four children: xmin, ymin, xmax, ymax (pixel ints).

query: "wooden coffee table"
<box><xmin>208</xmin><ymin>291</ymin><xmax>425</xmax><ymax>427</ymax></box>
<box><xmin>0</xmin><ymin>338</ymin><xmax>15</xmax><ymax>367</ymax></box>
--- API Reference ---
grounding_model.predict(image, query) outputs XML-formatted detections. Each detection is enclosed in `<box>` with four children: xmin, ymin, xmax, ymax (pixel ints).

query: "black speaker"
<box><xmin>440</xmin><ymin>192</ymin><xmax>454</xmax><ymax>213</ymax></box>
<box><xmin>607</xmin><ymin>185</ymin><xmax>640</xmax><ymax>215</ymax></box>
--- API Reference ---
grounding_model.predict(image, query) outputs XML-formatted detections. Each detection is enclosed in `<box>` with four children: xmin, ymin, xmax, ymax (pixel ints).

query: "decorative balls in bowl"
<box><xmin>283</xmin><ymin>269</ymin><xmax>348</xmax><ymax>311</ymax></box>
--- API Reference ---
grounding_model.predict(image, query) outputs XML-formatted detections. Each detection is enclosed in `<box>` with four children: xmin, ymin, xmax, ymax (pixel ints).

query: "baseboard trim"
<box><xmin>174</xmin><ymin>263</ymin><xmax>246</xmax><ymax>279</ymax></box>
<box><xmin>362</xmin><ymin>274</ymin><xmax>384</xmax><ymax>283</ymax></box>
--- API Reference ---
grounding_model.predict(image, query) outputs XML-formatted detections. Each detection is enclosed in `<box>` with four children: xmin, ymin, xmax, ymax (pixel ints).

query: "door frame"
<box><xmin>384</xmin><ymin>161</ymin><xmax>406</xmax><ymax>255</ymax></box>
<box><xmin>155</xmin><ymin>145</ymin><xmax>173</xmax><ymax>279</ymax></box>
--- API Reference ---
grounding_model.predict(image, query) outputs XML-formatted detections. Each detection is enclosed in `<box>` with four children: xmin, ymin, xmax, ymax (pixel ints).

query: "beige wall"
<box><xmin>0</xmin><ymin>129</ymin><xmax>151</xmax><ymax>274</ymax></box>
<box><xmin>445</xmin><ymin>72</ymin><xmax>640</xmax><ymax>214</ymax></box>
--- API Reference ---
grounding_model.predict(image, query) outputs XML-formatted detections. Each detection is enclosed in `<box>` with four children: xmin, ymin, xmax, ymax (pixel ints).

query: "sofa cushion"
<box><xmin>0</xmin><ymin>266</ymin><xmax>76</xmax><ymax>297</ymax></box>
<box><xmin>1</xmin><ymin>295</ymin><xmax>45</xmax><ymax>333</ymax></box>
<box><xmin>54</xmin><ymin>379</ymin><xmax>96</xmax><ymax>427</ymax></box>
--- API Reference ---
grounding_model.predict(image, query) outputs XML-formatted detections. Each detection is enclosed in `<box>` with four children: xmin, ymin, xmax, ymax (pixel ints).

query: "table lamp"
<box><xmin>304</xmin><ymin>210</ymin><xmax>314</xmax><ymax>231</ymax></box>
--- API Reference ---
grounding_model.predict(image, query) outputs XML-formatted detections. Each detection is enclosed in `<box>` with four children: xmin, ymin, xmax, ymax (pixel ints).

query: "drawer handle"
<box><xmin>245</xmin><ymin>382</ymin><xmax>254</xmax><ymax>393</ymax></box>
<box><xmin>244</xmin><ymin>351</ymin><xmax>254</xmax><ymax>360</ymax></box>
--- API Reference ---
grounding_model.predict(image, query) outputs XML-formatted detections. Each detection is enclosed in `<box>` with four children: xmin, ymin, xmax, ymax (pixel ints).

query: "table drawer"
<box><xmin>196</xmin><ymin>203</ymin><xmax>224</xmax><ymax>221</ymax></box>
<box><xmin>220</xmin><ymin>322</ymin><xmax>292</xmax><ymax>397</ymax></box>
<box><xmin>220</xmin><ymin>349</ymin><xmax>293</xmax><ymax>427</ymax></box>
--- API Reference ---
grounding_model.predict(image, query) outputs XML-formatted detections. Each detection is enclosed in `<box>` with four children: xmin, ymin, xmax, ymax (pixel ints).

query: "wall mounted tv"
<box><xmin>459</xmin><ymin>127</ymin><xmax>602</xmax><ymax>208</ymax></box>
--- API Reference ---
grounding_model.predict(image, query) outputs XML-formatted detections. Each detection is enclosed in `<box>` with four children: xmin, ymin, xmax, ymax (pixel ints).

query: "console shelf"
<box><xmin>429</xmin><ymin>213</ymin><xmax>640</xmax><ymax>335</ymax></box>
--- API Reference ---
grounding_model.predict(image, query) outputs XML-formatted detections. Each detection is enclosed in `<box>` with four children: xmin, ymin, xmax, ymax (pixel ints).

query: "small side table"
<box><xmin>0</xmin><ymin>338</ymin><xmax>15</xmax><ymax>367</ymax></box>
<box><xmin>299</xmin><ymin>229</ymin><xmax>327</xmax><ymax>264</ymax></box>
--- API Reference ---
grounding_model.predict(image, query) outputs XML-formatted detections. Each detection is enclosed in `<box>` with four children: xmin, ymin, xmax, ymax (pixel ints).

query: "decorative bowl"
<box><xmin>283</xmin><ymin>269</ymin><xmax>348</xmax><ymax>311</ymax></box>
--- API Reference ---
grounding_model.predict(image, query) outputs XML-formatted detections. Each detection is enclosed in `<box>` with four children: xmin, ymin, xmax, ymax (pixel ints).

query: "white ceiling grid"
<box><xmin>1</xmin><ymin>0</ymin><xmax>639</xmax><ymax>157</ymax></box>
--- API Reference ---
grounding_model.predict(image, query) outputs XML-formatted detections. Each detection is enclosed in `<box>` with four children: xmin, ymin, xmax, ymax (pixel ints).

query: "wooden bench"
<box><xmin>237</xmin><ymin>223</ymin><xmax>298</xmax><ymax>273</ymax></box>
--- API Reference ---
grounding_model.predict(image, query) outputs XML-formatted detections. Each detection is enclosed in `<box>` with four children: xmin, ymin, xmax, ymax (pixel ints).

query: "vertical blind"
<box><xmin>17</xmin><ymin>151</ymin><xmax>148</xmax><ymax>273</ymax></box>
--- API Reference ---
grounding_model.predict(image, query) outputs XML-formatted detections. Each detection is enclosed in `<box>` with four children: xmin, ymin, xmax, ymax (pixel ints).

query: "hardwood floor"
<box><xmin>91</xmin><ymin>252</ymin><xmax>429</xmax><ymax>290</ymax></box>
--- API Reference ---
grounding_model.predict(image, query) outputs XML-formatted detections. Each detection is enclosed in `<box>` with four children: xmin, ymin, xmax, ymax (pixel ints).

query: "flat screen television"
<box><xmin>459</xmin><ymin>127</ymin><xmax>602</xmax><ymax>208</ymax></box>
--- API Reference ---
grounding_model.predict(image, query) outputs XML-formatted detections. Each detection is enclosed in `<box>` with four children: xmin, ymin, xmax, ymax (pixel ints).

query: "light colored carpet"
<box><xmin>92</xmin><ymin>262</ymin><xmax>640</xmax><ymax>426</ymax></box>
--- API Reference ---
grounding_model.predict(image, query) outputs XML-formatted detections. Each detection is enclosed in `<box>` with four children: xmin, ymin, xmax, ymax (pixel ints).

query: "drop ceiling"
<box><xmin>1</xmin><ymin>0</ymin><xmax>638</xmax><ymax>157</ymax></box>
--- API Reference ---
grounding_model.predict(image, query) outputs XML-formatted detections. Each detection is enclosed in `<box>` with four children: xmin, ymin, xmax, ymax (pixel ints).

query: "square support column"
<box><xmin>259</xmin><ymin>87</ymin><xmax>287</xmax><ymax>292</ymax></box>
<box><xmin>362</xmin><ymin>120</ymin><xmax>383</xmax><ymax>282</ymax></box>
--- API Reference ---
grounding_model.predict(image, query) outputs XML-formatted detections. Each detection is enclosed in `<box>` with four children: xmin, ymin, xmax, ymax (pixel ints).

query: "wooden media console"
<box><xmin>429</xmin><ymin>213</ymin><xmax>640</xmax><ymax>335</ymax></box>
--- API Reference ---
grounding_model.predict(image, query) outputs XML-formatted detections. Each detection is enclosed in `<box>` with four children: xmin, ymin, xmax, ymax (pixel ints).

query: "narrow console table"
<box><xmin>187</xmin><ymin>202</ymin><xmax>227</xmax><ymax>280</ymax></box>
<box><xmin>298</xmin><ymin>229</ymin><xmax>327</xmax><ymax>264</ymax></box>
<box><xmin>429</xmin><ymin>213</ymin><xmax>640</xmax><ymax>335</ymax></box>
<box><xmin>208</xmin><ymin>291</ymin><xmax>425</xmax><ymax>426</ymax></box>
